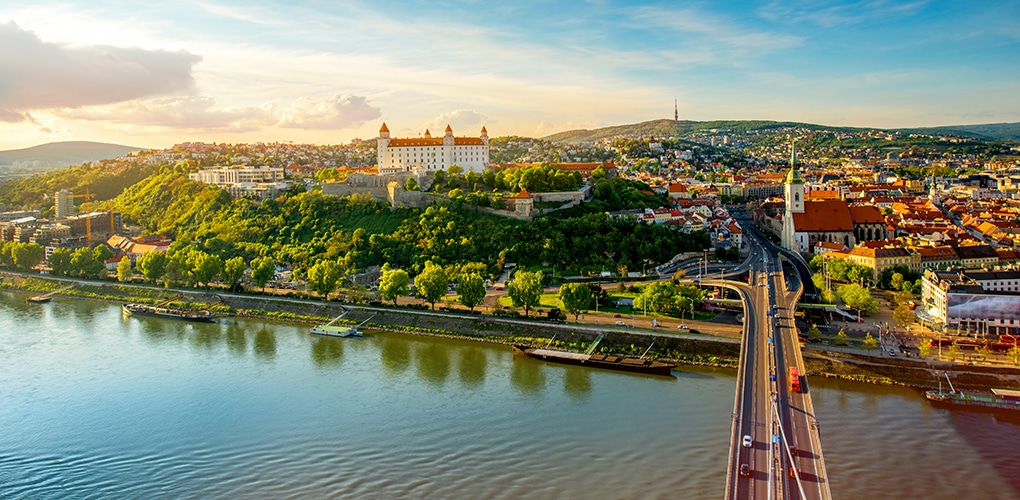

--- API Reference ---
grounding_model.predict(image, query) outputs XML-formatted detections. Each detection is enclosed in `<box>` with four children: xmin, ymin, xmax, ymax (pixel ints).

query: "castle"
<box><xmin>376</xmin><ymin>123</ymin><xmax>490</xmax><ymax>174</ymax></box>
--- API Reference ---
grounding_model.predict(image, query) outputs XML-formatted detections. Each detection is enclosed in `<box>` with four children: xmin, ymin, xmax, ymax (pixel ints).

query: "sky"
<box><xmin>0</xmin><ymin>0</ymin><xmax>1018</xmax><ymax>150</ymax></box>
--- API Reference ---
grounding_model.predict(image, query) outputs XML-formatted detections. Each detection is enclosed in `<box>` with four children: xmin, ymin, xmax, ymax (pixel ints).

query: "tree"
<box><xmin>415</xmin><ymin>260</ymin><xmax>449</xmax><ymax>310</ymax></box>
<box><xmin>558</xmin><ymin>282</ymin><xmax>593</xmax><ymax>321</ymax></box>
<box><xmin>378</xmin><ymin>264</ymin><xmax>411</xmax><ymax>306</ymax></box>
<box><xmin>893</xmin><ymin>304</ymin><xmax>915</xmax><ymax>331</ymax></box>
<box><xmin>863</xmin><ymin>332</ymin><xmax>878</xmax><ymax>350</ymax></box>
<box><xmin>136</xmin><ymin>251</ymin><xmax>168</xmax><ymax>284</ymax></box>
<box><xmin>404</xmin><ymin>177</ymin><xmax>419</xmax><ymax>191</ymax></box>
<box><xmin>12</xmin><ymin>243</ymin><xmax>45</xmax><ymax>271</ymax></box>
<box><xmin>48</xmin><ymin>248</ymin><xmax>73</xmax><ymax>276</ymax></box>
<box><xmin>116</xmin><ymin>256</ymin><xmax>133</xmax><ymax>282</ymax></box>
<box><xmin>71</xmin><ymin>247</ymin><xmax>105</xmax><ymax>279</ymax></box>
<box><xmin>307</xmin><ymin>259</ymin><xmax>344</xmax><ymax>300</ymax></box>
<box><xmin>92</xmin><ymin>244</ymin><xmax>114</xmax><ymax>265</ymax></box>
<box><xmin>1009</xmin><ymin>343</ymin><xmax>1020</xmax><ymax>366</ymax></box>
<box><xmin>946</xmin><ymin>341</ymin><xmax>961</xmax><ymax>361</ymax></box>
<box><xmin>836</xmin><ymin>328</ymin><xmax>849</xmax><ymax>346</ymax></box>
<box><xmin>806</xmin><ymin>324</ymin><xmax>821</xmax><ymax>342</ymax></box>
<box><xmin>918</xmin><ymin>341</ymin><xmax>932</xmax><ymax>358</ymax></box>
<box><xmin>507</xmin><ymin>270</ymin><xmax>543</xmax><ymax>317</ymax></box>
<box><xmin>192</xmin><ymin>252</ymin><xmax>223</xmax><ymax>288</ymax></box>
<box><xmin>222</xmin><ymin>256</ymin><xmax>247</xmax><ymax>289</ymax></box>
<box><xmin>890</xmin><ymin>272</ymin><xmax>905</xmax><ymax>291</ymax></box>
<box><xmin>838</xmin><ymin>284</ymin><xmax>878</xmax><ymax>317</ymax></box>
<box><xmin>893</xmin><ymin>290</ymin><xmax>914</xmax><ymax>307</ymax></box>
<box><xmin>250</xmin><ymin>256</ymin><xmax>276</xmax><ymax>292</ymax></box>
<box><xmin>457</xmin><ymin>273</ymin><xmax>486</xmax><ymax>311</ymax></box>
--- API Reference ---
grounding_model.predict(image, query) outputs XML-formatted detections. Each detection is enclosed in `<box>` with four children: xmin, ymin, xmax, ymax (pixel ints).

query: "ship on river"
<box><xmin>122</xmin><ymin>302</ymin><xmax>216</xmax><ymax>322</ymax></box>
<box><xmin>925</xmin><ymin>372</ymin><xmax>1020</xmax><ymax>411</ymax></box>
<box><xmin>512</xmin><ymin>333</ymin><xmax>676</xmax><ymax>376</ymax></box>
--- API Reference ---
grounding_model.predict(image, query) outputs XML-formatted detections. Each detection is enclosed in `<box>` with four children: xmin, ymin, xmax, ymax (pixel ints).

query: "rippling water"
<box><xmin>1</xmin><ymin>293</ymin><xmax>1018</xmax><ymax>499</ymax></box>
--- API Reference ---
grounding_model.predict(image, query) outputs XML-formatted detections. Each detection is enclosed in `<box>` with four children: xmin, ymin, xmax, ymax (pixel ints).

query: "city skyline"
<box><xmin>0</xmin><ymin>0</ymin><xmax>1018</xmax><ymax>150</ymax></box>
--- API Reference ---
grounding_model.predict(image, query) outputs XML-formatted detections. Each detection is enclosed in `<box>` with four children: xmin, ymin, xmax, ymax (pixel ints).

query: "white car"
<box><xmin>615</xmin><ymin>321</ymin><xmax>626</xmax><ymax>326</ymax></box>
<box><xmin>742</xmin><ymin>435</ymin><xmax>752</xmax><ymax>448</ymax></box>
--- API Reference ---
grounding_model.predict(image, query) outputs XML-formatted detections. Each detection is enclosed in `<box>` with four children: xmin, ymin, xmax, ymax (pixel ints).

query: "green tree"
<box><xmin>415</xmin><ymin>260</ymin><xmax>449</xmax><ymax>310</ymax></box>
<box><xmin>222</xmin><ymin>256</ymin><xmax>247</xmax><ymax>289</ymax></box>
<box><xmin>838</xmin><ymin>284</ymin><xmax>878</xmax><ymax>317</ymax></box>
<box><xmin>507</xmin><ymin>270</ymin><xmax>543</xmax><ymax>317</ymax></box>
<box><xmin>48</xmin><ymin>248</ymin><xmax>73</xmax><ymax>276</ymax></box>
<box><xmin>1009</xmin><ymin>343</ymin><xmax>1020</xmax><ymax>365</ymax></box>
<box><xmin>307</xmin><ymin>259</ymin><xmax>344</xmax><ymax>300</ymax></box>
<box><xmin>192</xmin><ymin>252</ymin><xmax>223</xmax><ymax>288</ymax></box>
<box><xmin>946</xmin><ymin>341</ymin><xmax>961</xmax><ymax>361</ymax></box>
<box><xmin>92</xmin><ymin>244</ymin><xmax>114</xmax><ymax>264</ymax></box>
<box><xmin>893</xmin><ymin>290</ymin><xmax>914</xmax><ymax>306</ymax></box>
<box><xmin>558</xmin><ymin>282</ymin><xmax>593</xmax><ymax>321</ymax></box>
<box><xmin>863</xmin><ymin>332</ymin><xmax>878</xmax><ymax>350</ymax></box>
<box><xmin>918</xmin><ymin>341</ymin><xmax>932</xmax><ymax>358</ymax></box>
<box><xmin>457</xmin><ymin>273</ymin><xmax>486</xmax><ymax>312</ymax></box>
<box><xmin>404</xmin><ymin>177</ymin><xmax>419</xmax><ymax>191</ymax></box>
<box><xmin>136</xmin><ymin>251</ymin><xmax>168</xmax><ymax>284</ymax></box>
<box><xmin>836</xmin><ymin>328</ymin><xmax>849</xmax><ymax>346</ymax></box>
<box><xmin>12</xmin><ymin>243</ymin><xmax>45</xmax><ymax>271</ymax></box>
<box><xmin>116</xmin><ymin>256</ymin><xmax>133</xmax><ymax>282</ymax></box>
<box><xmin>250</xmin><ymin>256</ymin><xmax>276</xmax><ymax>292</ymax></box>
<box><xmin>378</xmin><ymin>264</ymin><xmax>411</xmax><ymax>306</ymax></box>
<box><xmin>71</xmin><ymin>247</ymin><xmax>105</xmax><ymax>279</ymax></box>
<box><xmin>890</xmin><ymin>272</ymin><xmax>905</xmax><ymax>291</ymax></box>
<box><xmin>893</xmin><ymin>304</ymin><xmax>915</xmax><ymax>331</ymax></box>
<box><xmin>806</xmin><ymin>324</ymin><xmax>821</xmax><ymax>342</ymax></box>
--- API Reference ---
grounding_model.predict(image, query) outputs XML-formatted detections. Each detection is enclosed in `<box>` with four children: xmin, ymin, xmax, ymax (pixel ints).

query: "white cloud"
<box><xmin>0</xmin><ymin>21</ymin><xmax>200</xmax><ymax>122</ymax></box>
<box><xmin>276</xmin><ymin>94</ymin><xmax>381</xmax><ymax>130</ymax></box>
<box><xmin>420</xmin><ymin>109</ymin><xmax>488</xmax><ymax>135</ymax></box>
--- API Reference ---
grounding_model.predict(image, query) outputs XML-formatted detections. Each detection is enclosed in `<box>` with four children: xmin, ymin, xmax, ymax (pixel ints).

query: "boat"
<box><xmin>122</xmin><ymin>302</ymin><xmax>216</xmax><ymax>322</ymax></box>
<box><xmin>512</xmin><ymin>333</ymin><xmax>676</xmax><ymax>376</ymax></box>
<box><xmin>311</xmin><ymin>310</ymin><xmax>375</xmax><ymax>338</ymax></box>
<box><xmin>925</xmin><ymin>372</ymin><xmax>1020</xmax><ymax>411</ymax></box>
<box><xmin>27</xmin><ymin>295</ymin><xmax>51</xmax><ymax>303</ymax></box>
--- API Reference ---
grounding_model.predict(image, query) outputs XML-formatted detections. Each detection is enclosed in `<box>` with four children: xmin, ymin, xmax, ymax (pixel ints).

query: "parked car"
<box><xmin>615</xmin><ymin>321</ymin><xmax>626</xmax><ymax>326</ymax></box>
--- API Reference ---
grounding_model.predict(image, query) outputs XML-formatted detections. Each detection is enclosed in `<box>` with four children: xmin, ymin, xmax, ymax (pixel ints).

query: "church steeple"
<box><xmin>784</xmin><ymin>140</ymin><xmax>805</xmax><ymax>215</ymax></box>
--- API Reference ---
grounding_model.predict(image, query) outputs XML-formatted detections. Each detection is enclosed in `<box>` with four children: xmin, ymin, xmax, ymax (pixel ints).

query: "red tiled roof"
<box><xmin>515</xmin><ymin>189</ymin><xmax>532</xmax><ymax>199</ymax></box>
<box><xmin>792</xmin><ymin>200</ymin><xmax>853</xmax><ymax>232</ymax></box>
<box><xmin>848</xmin><ymin>204</ymin><xmax>886</xmax><ymax>224</ymax></box>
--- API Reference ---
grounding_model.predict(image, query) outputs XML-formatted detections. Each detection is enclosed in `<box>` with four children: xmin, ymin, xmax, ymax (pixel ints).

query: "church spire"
<box><xmin>785</xmin><ymin>140</ymin><xmax>803</xmax><ymax>185</ymax></box>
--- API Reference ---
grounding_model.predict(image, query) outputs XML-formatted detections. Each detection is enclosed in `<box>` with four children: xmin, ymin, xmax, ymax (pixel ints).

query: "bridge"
<box><xmin>722</xmin><ymin>220</ymin><xmax>832</xmax><ymax>499</ymax></box>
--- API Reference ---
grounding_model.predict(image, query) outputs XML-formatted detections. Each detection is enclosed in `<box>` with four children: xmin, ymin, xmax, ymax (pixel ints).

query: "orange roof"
<box><xmin>792</xmin><ymin>200</ymin><xmax>853</xmax><ymax>232</ymax></box>
<box><xmin>515</xmin><ymin>189</ymin><xmax>533</xmax><ymax>199</ymax></box>
<box><xmin>445</xmin><ymin>125</ymin><xmax>453</xmax><ymax>133</ymax></box>
<box><xmin>380</xmin><ymin>122</ymin><xmax>389</xmax><ymax>132</ymax></box>
<box><xmin>848</xmin><ymin>204</ymin><xmax>885</xmax><ymax>224</ymax></box>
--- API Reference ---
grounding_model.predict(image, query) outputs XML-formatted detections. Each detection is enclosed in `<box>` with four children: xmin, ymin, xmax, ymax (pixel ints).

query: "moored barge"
<box><xmin>122</xmin><ymin>303</ymin><xmax>216</xmax><ymax>322</ymax></box>
<box><xmin>512</xmin><ymin>334</ymin><xmax>675</xmax><ymax>376</ymax></box>
<box><xmin>925</xmin><ymin>372</ymin><xmax>1020</xmax><ymax>411</ymax></box>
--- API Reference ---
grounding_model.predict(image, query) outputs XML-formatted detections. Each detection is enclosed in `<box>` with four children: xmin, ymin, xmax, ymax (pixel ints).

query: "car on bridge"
<box><xmin>742</xmin><ymin>435</ymin><xmax>752</xmax><ymax>448</ymax></box>
<box><xmin>739</xmin><ymin>464</ymin><xmax>751</xmax><ymax>477</ymax></box>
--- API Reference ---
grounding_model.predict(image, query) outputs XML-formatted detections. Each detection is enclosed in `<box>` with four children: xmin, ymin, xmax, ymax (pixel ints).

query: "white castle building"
<box><xmin>377</xmin><ymin>123</ymin><xmax>490</xmax><ymax>174</ymax></box>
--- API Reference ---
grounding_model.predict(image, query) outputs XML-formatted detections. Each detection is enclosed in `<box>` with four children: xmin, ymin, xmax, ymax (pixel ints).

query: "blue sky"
<box><xmin>0</xmin><ymin>0</ymin><xmax>1017</xmax><ymax>149</ymax></box>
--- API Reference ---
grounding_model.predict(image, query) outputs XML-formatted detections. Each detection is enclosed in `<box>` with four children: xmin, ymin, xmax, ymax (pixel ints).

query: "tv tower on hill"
<box><xmin>674</xmin><ymin>99</ymin><xmax>678</xmax><ymax>121</ymax></box>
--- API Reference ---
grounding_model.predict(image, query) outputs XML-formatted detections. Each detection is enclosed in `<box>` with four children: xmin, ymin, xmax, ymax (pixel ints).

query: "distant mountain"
<box><xmin>895</xmin><ymin>122</ymin><xmax>1020</xmax><ymax>142</ymax></box>
<box><xmin>0</xmin><ymin>141</ymin><xmax>144</xmax><ymax>169</ymax></box>
<box><xmin>541</xmin><ymin>119</ymin><xmax>856</xmax><ymax>144</ymax></box>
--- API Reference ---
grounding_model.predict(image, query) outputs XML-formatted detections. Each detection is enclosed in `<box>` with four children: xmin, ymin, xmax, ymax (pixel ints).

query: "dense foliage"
<box><xmin>0</xmin><ymin>161</ymin><xmax>159</xmax><ymax>217</ymax></box>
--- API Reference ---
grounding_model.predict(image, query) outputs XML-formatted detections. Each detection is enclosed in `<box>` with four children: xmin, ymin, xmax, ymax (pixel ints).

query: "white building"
<box><xmin>377</xmin><ymin>123</ymin><xmax>489</xmax><ymax>174</ymax></box>
<box><xmin>188</xmin><ymin>165</ymin><xmax>284</xmax><ymax>185</ymax></box>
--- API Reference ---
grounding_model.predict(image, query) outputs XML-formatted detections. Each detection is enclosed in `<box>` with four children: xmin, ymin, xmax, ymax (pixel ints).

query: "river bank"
<box><xmin>5</xmin><ymin>272</ymin><xmax>1020</xmax><ymax>390</ymax></box>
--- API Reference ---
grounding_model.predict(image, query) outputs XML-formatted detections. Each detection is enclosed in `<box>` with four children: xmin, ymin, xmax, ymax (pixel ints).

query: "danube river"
<box><xmin>2</xmin><ymin>294</ymin><xmax>1019</xmax><ymax>499</ymax></box>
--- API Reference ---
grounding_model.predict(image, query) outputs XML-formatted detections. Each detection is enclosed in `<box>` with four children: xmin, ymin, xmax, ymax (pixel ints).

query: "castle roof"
<box><xmin>515</xmin><ymin>189</ymin><xmax>533</xmax><ymax>199</ymax></box>
<box><xmin>380</xmin><ymin>122</ymin><xmax>389</xmax><ymax>132</ymax></box>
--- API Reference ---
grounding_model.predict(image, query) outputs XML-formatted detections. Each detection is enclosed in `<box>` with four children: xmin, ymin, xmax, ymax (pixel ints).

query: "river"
<box><xmin>1</xmin><ymin>293</ymin><xmax>1018</xmax><ymax>499</ymax></box>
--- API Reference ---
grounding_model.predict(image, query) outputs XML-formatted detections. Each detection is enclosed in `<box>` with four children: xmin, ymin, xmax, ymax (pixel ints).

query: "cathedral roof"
<box><xmin>792</xmin><ymin>200</ymin><xmax>853</xmax><ymax>232</ymax></box>
<box><xmin>848</xmin><ymin>204</ymin><xmax>886</xmax><ymax>224</ymax></box>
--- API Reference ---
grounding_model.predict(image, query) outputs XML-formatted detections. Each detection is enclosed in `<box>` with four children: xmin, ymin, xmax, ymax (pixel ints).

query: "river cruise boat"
<box><xmin>122</xmin><ymin>303</ymin><xmax>216</xmax><ymax>322</ymax></box>
<box><xmin>512</xmin><ymin>333</ymin><xmax>676</xmax><ymax>376</ymax></box>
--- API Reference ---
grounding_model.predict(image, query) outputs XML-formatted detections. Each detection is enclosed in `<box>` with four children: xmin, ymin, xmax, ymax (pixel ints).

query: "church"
<box><xmin>377</xmin><ymin>123</ymin><xmax>490</xmax><ymax>174</ymax></box>
<box><xmin>780</xmin><ymin>144</ymin><xmax>890</xmax><ymax>253</ymax></box>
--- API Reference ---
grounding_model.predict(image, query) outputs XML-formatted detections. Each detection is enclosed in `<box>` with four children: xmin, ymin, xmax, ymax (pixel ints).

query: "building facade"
<box><xmin>377</xmin><ymin>123</ymin><xmax>489</xmax><ymax>174</ymax></box>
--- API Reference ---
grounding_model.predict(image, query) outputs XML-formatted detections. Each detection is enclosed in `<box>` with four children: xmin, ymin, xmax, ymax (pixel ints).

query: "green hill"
<box><xmin>0</xmin><ymin>141</ymin><xmax>144</xmax><ymax>169</ymax></box>
<box><xmin>541</xmin><ymin>119</ymin><xmax>857</xmax><ymax>144</ymax></box>
<box><xmin>895</xmin><ymin>122</ymin><xmax>1020</xmax><ymax>142</ymax></box>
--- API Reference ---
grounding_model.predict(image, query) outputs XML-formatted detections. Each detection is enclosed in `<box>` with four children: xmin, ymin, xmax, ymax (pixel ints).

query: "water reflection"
<box><xmin>563</xmin><ymin>367</ymin><xmax>592</xmax><ymax>401</ymax></box>
<box><xmin>458</xmin><ymin>347</ymin><xmax>486</xmax><ymax>388</ymax></box>
<box><xmin>189</xmin><ymin>324</ymin><xmax>219</xmax><ymax>351</ymax></box>
<box><xmin>253</xmin><ymin>326</ymin><xmax>277</xmax><ymax>360</ymax></box>
<box><xmin>311</xmin><ymin>337</ymin><xmax>344</xmax><ymax>368</ymax></box>
<box><xmin>225</xmin><ymin>324</ymin><xmax>247</xmax><ymax>355</ymax></box>
<box><xmin>510</xmin><ymin>358</ymin><xmax>546</xmax><ymax>395</ymax></box>
<box><xmin>380</xmin><ymin>335</ymin><xmax>411</xmax><ymax>377</ymax></box>
<box><xmin>417</xmin><ymin>342</ymin><xmax>450</xmax><ymax>387</ymax></box>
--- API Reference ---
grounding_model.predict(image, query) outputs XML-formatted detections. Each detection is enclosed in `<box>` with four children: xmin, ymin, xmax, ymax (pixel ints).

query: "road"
<box><xmin>725</xmin><ymin>222</ymin><xmax>831</xmax><ymax>500</ymax></box>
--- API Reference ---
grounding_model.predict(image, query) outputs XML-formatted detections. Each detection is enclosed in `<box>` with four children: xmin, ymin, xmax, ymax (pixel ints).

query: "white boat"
<box><xmin>310</xmin><ymin>310</ymin><xmax>374</xmax><ymax>338</ymax></box>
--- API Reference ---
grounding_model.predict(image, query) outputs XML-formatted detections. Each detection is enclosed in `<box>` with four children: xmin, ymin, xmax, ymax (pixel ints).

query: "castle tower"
<box><xmin>480</xmin><ymin>126</ymin><xmax>488</xmax><ymax>145</ymax></box>
<box><xmin>377</xmin><ymin>123</ymin><xmax>391</xmax><ymax>172</ymax></box>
